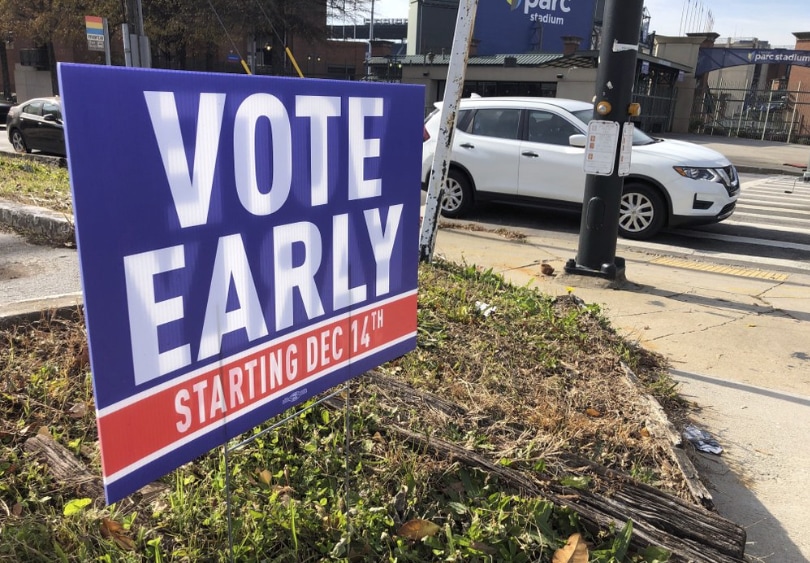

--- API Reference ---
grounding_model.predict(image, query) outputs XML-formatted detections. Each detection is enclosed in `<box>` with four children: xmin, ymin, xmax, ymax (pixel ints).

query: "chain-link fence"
<box><xmin>689</xmin><ymin>83</ymin><xmax>810</xmax><ymax>144</ymax></box>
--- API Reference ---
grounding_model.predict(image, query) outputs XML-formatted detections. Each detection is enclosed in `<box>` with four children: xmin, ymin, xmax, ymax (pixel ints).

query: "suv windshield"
<box><xmin>570</xmin><ymin>108</ymin><xmax>657</xmax><ymax>146</ymax></box>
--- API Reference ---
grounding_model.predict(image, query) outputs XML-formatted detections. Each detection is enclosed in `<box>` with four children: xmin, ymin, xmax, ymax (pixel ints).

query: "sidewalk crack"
<box><xmin>645</xmin><ymin>313</ymin><xmax>745</xmax><ymax>342</ymax></box>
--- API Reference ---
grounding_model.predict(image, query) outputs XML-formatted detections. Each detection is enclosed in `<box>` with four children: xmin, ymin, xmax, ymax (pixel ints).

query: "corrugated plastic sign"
<box><xmin>58</xmin><ymin>63</ymin><xmax>423</xmax><ymax>504</ymax></box>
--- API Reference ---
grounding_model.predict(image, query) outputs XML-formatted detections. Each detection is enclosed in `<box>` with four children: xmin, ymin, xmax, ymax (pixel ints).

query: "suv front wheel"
<box><xmin>440</xmin><ymin>168</ymin><xmax>473</xmax><ymax>218</ymax></box>
<box><xmin>618</xmin><ymin>183</ymin><xmax>665</xmax><ymax>240</ymax></box>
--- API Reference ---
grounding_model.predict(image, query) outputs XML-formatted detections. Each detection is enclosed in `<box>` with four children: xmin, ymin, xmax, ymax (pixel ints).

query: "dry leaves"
<box><xmin>397</xmin><ymin>519</ymin><xmax>441</xmax><ymax>540</ymax></box>
<box><xmin>258</xmin><ymin>469</ymin><xmax>272</xmax><ymax>486</ymax></box>
<box><xmin>100</xmin><ymin>518</ymin><xmax>135</xmax><ymax>551</ymax></box>
<box><xmin>552</xmin><ymin>533</ymin><xmax>589</xmax><ymax>563</ymax></box>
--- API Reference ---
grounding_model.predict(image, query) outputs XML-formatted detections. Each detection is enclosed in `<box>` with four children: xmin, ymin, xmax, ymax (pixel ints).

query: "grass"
<box><xmin>0</xmin><ymin>155</ymin><xmax>72</xmax><ymax>216</ymax></box>
<box><xmin>0</xmin><ymin>263</ymin><xmax>683</xmax><ymax>562</ymax></box>
<box><xmin>0</xmin><ymin>153</ymin><xmax>685</xmax><ymax>561</ymax></box>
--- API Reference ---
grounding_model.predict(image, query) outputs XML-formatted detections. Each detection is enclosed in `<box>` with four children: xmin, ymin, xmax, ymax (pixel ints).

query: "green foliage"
<box><xmin>0</xmin><ymin>0</ymin><xmax>369</xmax><ymax>74</ymax></box>
<box><xmin>0</xmin><ymin>155</ymin><xmax>71</xmax><ymax>214</ymax></box>
<box><xmin>0</xmin><ymin>258</ymin><xmax>679</xmax><ymax>561</ymax></box>
<box><xmin>0</xmin><ymin>0</ymin><xmax>117</xmax><ymax>46</ymax></box>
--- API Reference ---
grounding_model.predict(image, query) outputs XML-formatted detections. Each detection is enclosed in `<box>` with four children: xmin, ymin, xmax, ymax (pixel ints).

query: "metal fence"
<box><xmin>631</xmin><ymin>65</ymin><xmax>678</xmax><ymax>134</ymax></box>
<box><xmin>689</xmin><ymin>83</ymin><xmax>810</xmax><ymax>144</ymax></box>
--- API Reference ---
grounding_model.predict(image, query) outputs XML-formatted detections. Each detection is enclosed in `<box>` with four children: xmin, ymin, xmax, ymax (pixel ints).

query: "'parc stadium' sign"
<box><xmin>58</xmin><ymin>64</ymin><xmax>423</xmax><ymax>504</ymax></box>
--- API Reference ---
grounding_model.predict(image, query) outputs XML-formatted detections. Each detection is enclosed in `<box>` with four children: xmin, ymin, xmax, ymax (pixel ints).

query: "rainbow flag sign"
<box><xmin>85</xmin><ymin>16</ymin><xmax>105</xmax><ymax>52</ymax></box>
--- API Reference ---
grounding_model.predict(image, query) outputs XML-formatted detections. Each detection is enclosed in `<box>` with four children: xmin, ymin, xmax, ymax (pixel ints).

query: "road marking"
<box><xmin>741</xmin><ymin>188</ymin><xmax>810</xmax><ymax>200</ymax></box>
<box><xmin>740</xmin><ymin>198</ymin><xmax>810</xmax><ymax>208</ymax></box>
<box><xmin>671</xmin><ymin>369</ymin><xmax>810</xmax><ymax>407</ymax></box>
<box><xmin>742</xmin><ymin>184</ymin><xmax>810</xmax><ymax>199</ymax></box>
<box><xmin>742</xmin><ymin>186</ymin><xmax>810</xmax><ymax>195</ymax></box>
<box><xmin>736</xmin><ymin>203</ymin><xmax>810</xmax><ymax>215</ymax></box>
<box><xmin>620</xmin><ymin>237</ymin><xmax>810</xmax><ymax>273</ymax></box>
<box><xmin>721</xmin><ymin>219</ymin><xmax>810</xmax><ymax>237</ymax></box>
<box><xmin>731</xmin><ymin>211</ymin><xmax>810</xmax><ymax>224</ymax></box>
<box><xmin>649</xmin><ymin>256</ymin><xmax>789</xmax><ymax>280</ymax></box>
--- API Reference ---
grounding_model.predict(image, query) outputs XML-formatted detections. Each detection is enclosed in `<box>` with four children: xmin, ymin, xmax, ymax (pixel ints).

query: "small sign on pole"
<box><xmin>583</xmin><ymin>120</ymin><xmax>619</xmax><ymax>176</ymax></box>
<box><xmin>85</xmin><ymin>16</ymin><xmax>105</xmax><ymax>52</ymax></box>
<box><xmin>618</xmin><ymin>122</ymin><xmax>634</xmax><ymax>177</ymax></box>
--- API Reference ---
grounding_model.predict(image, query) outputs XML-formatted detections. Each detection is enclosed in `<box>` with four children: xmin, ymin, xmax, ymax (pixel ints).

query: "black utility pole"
<box><xmin>0</xmin><ymin>38</ymin><xmax>10</xmax><ymax>100</ymax></box>
<box><xmin>564</xmin><ymin>0</ymin><xmax>644</xmax><ymax>281</ymax></box>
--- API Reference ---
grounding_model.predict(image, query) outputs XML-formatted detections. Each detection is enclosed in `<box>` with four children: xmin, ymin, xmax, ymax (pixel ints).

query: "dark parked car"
<box><xmin>0</xmin><ymin>98</ymin><xmax>14</xmax><ymax>123</ymax></box>
<box><xmin>6</xmin><ymin>96</ymin><xmax>65</xmax><ymax>157</ymax></box>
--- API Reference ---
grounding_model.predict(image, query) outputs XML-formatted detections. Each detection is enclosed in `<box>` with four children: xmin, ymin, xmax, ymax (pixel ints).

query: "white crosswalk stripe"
<box><xmin>735</xmin><ymin>176</ymin><xmax>810</xmax><ymax>229</ymax></box>
<box><xmin>644</xmin><ymin>174</ymin><xmax>810</xmax><ymax>273</ymax></box>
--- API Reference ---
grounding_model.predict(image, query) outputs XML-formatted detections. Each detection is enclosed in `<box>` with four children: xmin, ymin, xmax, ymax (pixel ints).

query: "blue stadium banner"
<box><xmin>697</xmin><ymin>48</ymin><xmax>810</xmax><ymax>75</ymax></box>
<box><xmin>58</xmin><ymin>63</ymin><xmax>423</xmax><ymax>504</ymax></box>
<box><xmin>475</xmin><ymin>0</ymin><xmax>597</xmax><ymax>55</ymax></box>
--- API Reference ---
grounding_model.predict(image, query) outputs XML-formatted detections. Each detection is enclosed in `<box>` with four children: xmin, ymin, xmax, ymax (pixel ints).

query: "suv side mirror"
<box><xmin>569</xmin><ymin>134</ymin><xmax>586</xmax><ymax>148</ymax></box>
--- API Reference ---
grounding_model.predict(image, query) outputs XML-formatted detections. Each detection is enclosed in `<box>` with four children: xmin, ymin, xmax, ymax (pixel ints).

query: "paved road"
<box><xmin>445</xmin><ymin>173</ymin><xmax>810</xmax><ymax>274</ymax></box>
<box><xmin>3</xmin><ymin>171</ymin><xmax>806</xmax><ymax>312</ymax></box>
<box><xmin>0</xmin><ymin>124</ymin><xmax>9</xmax><ymax>152</ymax></box>
<box><xmin>0</xmin><ymin>227</ymin><xmax>81</xmax><ymax>311</ymax></box>
<box><xmin>666</xmin><ymin>174</ymin><xmax>810</xmax><ymax>270</ymax></box>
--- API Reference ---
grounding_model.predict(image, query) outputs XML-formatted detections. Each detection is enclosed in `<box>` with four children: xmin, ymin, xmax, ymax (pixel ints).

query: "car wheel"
<box><xmin>440</xmin><ymin>169</ymin><xmax>473</xmax><ymax>218</ymax></box>
<box><xmin>10</xmin><ymin>129</ymin><xmax>29</xmax><ymax>154</ymax></box>
<box><xmin>618</xmin><ymin>183</ymin><xmax>665</xmax><ymax>240</ymax></box>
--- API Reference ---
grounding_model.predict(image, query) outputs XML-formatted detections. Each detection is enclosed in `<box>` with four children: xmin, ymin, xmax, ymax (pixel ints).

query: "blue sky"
<box><xmin>353</xmin><ymin>0</ymin><xmax>807</xmax><ymax>48</ymax></box>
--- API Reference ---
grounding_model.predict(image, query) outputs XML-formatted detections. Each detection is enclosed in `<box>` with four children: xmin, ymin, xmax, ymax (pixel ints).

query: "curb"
<box><xmin>735</xmin><ymin>165</ymin><xmax>804</xmax><ymax>176</ymax></box>
<box><xmin>0</xmin><ymin>293</ymin><xmax>84</xmax><ymax>329</ymax></box>
<box><xmin>0</xmin><ymin>199</ymin><xmax>74</xmax><ymax>243</ymax></box>
<box><xmin>0</xmin><ymin>149</ymin><xmax>67</xmax><ymax>168</ymax></box>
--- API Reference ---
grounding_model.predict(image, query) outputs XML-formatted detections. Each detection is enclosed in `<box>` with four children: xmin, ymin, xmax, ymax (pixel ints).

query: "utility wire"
<box><xmin>251</xmin><ymin>0</ymin><xmax>304</xmax><ymax>77</ymax></box>
<box><xmin>207</xmin><ymin>0</ymin><xmax>252</xmax><ymax>74</ymax></box>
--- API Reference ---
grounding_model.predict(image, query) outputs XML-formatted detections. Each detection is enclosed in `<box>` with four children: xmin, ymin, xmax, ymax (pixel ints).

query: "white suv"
<box><xmin>422</xmin><ymin>96</ymin><xmax>740</xmax><ymax>240</ymax></box>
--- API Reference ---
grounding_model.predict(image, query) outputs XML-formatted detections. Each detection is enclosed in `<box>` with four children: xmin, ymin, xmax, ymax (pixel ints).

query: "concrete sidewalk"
<box><xmin>432</xmin><ymin>226</ymin><xmax>810</xmax><ymax>562</ymax></box>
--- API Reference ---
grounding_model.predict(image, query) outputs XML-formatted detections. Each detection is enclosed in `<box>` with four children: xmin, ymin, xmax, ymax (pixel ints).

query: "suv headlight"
<box><xmin>673</xmin><ymin>166</ymin><xmax>724</xmax><ymax>182</ymax></box>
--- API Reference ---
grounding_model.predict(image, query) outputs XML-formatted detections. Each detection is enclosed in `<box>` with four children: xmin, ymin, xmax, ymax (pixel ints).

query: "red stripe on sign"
<box><xmin>97</xmin><ymin>293</ymin><xmax>417</xmax><ymax>478</ymax></box>
<box><xmin>85</xmin><ymin>16</ymin><xmax>104</xmax><ymax>30</ymax></box>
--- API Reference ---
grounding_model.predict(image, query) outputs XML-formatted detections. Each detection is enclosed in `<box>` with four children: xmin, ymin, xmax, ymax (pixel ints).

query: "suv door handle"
<box><xmin>459</xmin><ymin>143</ymin><xmax>475</xmax><ymax>149</ymax></box>
<box><xmin>521</xmin><ymin>151</ymin><xmax>539</xmax><ymax>157</ymax></box>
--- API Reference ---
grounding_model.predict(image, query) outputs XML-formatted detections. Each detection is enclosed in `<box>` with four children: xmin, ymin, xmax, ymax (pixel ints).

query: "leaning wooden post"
<box><xmin>418</xmin><ymin>0</ymin><xmax>478</xmax><ymax>263</ymax></box>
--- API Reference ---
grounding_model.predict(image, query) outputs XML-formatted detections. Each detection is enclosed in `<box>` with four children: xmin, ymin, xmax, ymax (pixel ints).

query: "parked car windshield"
<box><xmin>570</xmin><ymin>108</ymin><xmax>657</xmax><ymax>146</ymax></box>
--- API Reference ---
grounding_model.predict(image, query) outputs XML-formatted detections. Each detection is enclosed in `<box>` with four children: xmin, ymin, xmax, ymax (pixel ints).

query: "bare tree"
<box><xmin>0</xmin><ymin>0</ymin><xmax>370</xmax><ymax>81</ymax></box>
<box><xmin>0</xmin><ymin>0</ymin><xmax>121</xmax><ymax>93</ymax></box>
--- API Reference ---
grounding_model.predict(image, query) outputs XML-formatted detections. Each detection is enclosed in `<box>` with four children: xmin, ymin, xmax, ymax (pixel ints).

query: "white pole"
<box><xmin>711</xmin><ymin>76</ymin><xmax>722</xmax><ymax>135</ymax></box>
<box><xmin>122</xmin><ymin>23</ymin><xmax>132</xmax><ymax>67</ymax></box>
<box><xmin>367</xmin><ymin>0</ymin><xmax>375</xmax><ymax>77</ymax></box>
<box><xmin>418</xmin><ymin>0</ymin><xmax>479</xmax><ymax>262</ymax></box>
<box><xmin>735</xmin><ymin>94</ymin><xmax>743</xmax><ymax>137</ymax></box>
<box><xmin>761</xmin><ymin>88</ymin><xmax>773</xmax><ymax>141</ymax></box>
<box><xmin>103</xmin><ymin>18</ymin><xmax>111</xmax><ymax>66</ymax></box>
<box><xmin>805</xmin><ymin>87</ymin><xmax>810</xmax><ymax>181</ymax></box>
<box><xmin>787</xmin><ymin>82</ymin><xmax>800</xmax><ymax>145</ymax></box>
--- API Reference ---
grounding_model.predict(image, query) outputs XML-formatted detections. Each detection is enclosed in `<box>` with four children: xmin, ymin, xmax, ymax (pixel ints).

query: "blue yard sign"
<box><xmin>58</xmin><ymin>63</ymin><xmax>423</xmax><ymax>504</ymax></box>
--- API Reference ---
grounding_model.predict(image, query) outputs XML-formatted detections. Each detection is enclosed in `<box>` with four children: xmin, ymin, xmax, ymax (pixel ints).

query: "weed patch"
<box><xmin>0</xmin><ymin>260</ymin><xmax>693</xmax><ymax>561</ymax></box>
<box><xmin>0</xmin><ymin>155</ymin><xmax>71</xmax><ymax>215</ymax></box>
